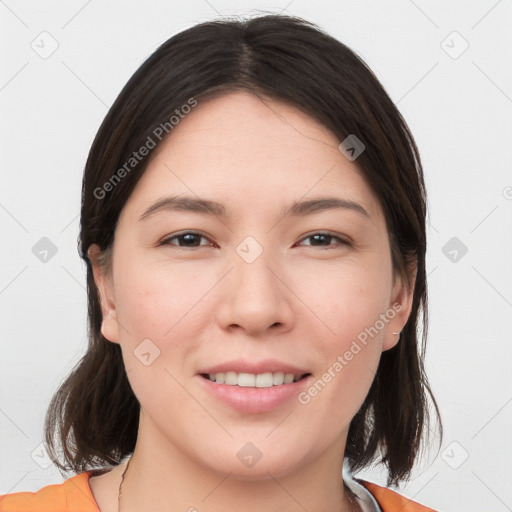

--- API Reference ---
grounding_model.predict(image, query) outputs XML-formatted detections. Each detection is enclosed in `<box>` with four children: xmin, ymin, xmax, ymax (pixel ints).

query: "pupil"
<box><xmin>312</xmin><ymin>234</ymin><xmax>330</xmax><ymax>246</ymax></box>
<box><xmin>182</xmin><ymin>234</ymin><xmax>199</xmax><ymax>246</ymax></box>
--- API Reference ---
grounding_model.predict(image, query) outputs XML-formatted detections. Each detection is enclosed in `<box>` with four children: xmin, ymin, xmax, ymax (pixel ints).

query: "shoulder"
<box><xmin>0</xmin><ymin>472</ymin><xmax>99</xmax><ymax>512</ymax></box>
<box><xmin>359</xmin><ymin>479</ymin><xmax>437</xmax><ymax>512</ymax></box>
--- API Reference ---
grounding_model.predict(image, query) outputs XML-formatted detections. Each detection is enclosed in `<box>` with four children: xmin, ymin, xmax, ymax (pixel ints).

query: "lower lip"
<box><xmin>197</xmin><ymin>375</ymin><xmax>312</xmax><ymax>413</ymax></box>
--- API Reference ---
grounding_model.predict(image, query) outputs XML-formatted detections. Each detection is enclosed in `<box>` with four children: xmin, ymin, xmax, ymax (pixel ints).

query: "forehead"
<box><xmin>154</xmin><ymin>90</ymin><xmax>340</xmax><ymax>162</ymax></box>
<box><xmin>123</xmin><ymin>91</ymin><xmax>383</xmax><ymax>223</ymax></box>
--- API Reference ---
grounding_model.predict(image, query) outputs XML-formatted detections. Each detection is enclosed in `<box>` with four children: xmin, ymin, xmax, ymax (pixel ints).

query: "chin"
<box><xmin>201</xmin><ymin>445</ymin><xmax>307</xmax><ymax>481</ymax></box>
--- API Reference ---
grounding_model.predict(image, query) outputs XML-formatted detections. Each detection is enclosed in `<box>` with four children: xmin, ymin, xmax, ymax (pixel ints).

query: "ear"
<box><xmin>382</xmin><ymin>261</ymin><xmax>417</xmax><ymax>351</ymax></box>
<box><xmin>88</xmin><ymin>244</ymin><xmax>120</xmax><ymax>344</ymax></box>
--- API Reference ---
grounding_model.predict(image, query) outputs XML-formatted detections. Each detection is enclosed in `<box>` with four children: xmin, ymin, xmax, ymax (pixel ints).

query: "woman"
<box><xmin>0</xmin><ymin>14</ymin><xmax>441</xmax><ymax>512</ymax></box>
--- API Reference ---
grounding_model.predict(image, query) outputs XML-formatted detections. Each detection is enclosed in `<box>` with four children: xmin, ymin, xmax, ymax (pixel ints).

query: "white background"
<box><xmin>1</xmin><ymin>1</ymin><xmax>511</xmax><ymax>511</ymax></box>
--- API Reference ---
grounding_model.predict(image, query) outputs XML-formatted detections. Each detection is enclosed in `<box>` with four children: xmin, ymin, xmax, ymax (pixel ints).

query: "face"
<box><xmin>91</xmin><ymin>91</ymin><xmax>414</xmax><ymax>480</ymax></box>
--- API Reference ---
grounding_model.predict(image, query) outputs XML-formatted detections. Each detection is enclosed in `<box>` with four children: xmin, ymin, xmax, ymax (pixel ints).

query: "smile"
<box><xmin>202</xmin><ymin>371</ymin><xmax>310</xmax><ymax>387</ymax></box>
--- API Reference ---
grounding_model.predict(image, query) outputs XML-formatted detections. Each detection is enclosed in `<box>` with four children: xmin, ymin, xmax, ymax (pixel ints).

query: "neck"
<box><xmin>117</xmin><ymin>414</ymin><xmax>357</xmax><ymax>512</ymax></box>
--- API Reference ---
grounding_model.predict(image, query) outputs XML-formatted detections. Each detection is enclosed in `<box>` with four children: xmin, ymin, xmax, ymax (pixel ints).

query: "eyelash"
<box><xmin>159</xmin><ymin>231</ymin><xmax>352</xmax><ymax>250</ymax></box>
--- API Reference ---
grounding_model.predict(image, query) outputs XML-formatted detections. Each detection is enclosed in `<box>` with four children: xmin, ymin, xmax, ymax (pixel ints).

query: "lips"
<box><xmin>197</xmin><ymin>370</ymin><xmax>312</xmax><ymax>413</ymax></box>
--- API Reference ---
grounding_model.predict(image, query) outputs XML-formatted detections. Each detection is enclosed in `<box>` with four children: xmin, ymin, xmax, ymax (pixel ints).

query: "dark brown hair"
<box><xmin>44</xmin><ymin>13</ymin><xmax>441</xmax><ymax>486</ymax></box>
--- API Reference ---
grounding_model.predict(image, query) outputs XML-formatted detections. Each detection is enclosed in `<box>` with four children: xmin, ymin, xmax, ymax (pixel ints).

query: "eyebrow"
<box><xmin>138</xmin><ymin>195</ymin><xmax>370</xmax><ymax>221</ymax></box>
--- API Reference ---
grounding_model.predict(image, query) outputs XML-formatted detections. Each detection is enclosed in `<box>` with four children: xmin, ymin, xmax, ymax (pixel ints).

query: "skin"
<box><xmin>88</xmin><ymin>91</ymin><xmax>415</xmax><ymax>512</ymax></box>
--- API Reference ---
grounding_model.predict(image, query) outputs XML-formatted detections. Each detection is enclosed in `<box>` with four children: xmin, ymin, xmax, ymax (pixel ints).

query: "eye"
<box><xmin>297</xmin><ymin>232</ymin><xmax>351</xmax><ymax>249</ymax></box>
<box><xmin>159</xmin><ymin>231</ymin><xmax>351</xmax><ymax>250</ymax></box>
<box><xmin>159</xmin><ymin>231</ymin><xmax>215</xmax><ymax>248</ymax></box>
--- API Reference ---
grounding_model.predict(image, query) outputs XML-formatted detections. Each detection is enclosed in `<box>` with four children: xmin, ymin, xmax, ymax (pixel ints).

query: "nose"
<box><xmin>215</xmin><ymin>250</ymin><xmax>295</xmax><ymax>337</ymax></box>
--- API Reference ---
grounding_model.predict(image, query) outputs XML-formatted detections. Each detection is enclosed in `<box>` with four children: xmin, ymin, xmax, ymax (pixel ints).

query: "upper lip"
<box><xmin>198</xmin><ymin>359</ymin><xmax>310</xmax><ymax>379</ymax></box>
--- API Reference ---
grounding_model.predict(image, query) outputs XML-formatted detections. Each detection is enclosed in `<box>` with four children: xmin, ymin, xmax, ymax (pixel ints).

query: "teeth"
<box><xmin>206</xmin><ymin>371</ymin><xmax>301</xmax><ymax>387</ymax></box>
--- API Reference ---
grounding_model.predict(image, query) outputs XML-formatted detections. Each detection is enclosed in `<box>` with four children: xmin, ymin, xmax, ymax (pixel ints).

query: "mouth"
<box><xmin>200</xmin><ymin>371</ymin><xmax>311</xmax><ymax>387</ymax></box>
<box><xmin>198</xmin><ymin>370</ymin><xmax>313</xmax><ymax>413</ymax></box>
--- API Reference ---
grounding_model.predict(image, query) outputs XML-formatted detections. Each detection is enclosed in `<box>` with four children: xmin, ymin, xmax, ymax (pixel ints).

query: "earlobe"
<box><xmin>87</xmin><ymin>244</ymin><xmax>120</xmax><ymax>344</ymax></box>
<box><xmin>383</xmin><ymin>265</ymin><xmax>417</xmax><ymax>351</ymax></box>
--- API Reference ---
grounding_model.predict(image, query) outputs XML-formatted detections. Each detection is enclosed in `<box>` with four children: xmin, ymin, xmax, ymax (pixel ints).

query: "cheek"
<box><xmin>296</xmin><ymin>258</ymin><xmax>391</xmax><ymax>416</ymax></box>
<box><xmin>114</xmin><ymin>256</ymin><xmax>211</xmax><ymax>343</ymax></box>
<box><xmin>303</xmin><ymin>255</ymin><xmax>392</xmax><ymax>342</ymax></box>
<box><xmin>111</xmin><ymin>260</ymin><xmax>206</xmax><ymax>418</ymax></box>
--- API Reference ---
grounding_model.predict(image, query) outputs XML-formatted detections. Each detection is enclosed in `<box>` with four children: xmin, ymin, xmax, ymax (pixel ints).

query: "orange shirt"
<box><xmin>0</xmin><ymin>472</ymin><xmax>436</xmax><ymax>512</ymax></box>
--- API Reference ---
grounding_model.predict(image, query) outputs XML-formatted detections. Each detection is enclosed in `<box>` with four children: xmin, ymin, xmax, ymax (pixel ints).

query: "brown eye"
<box><xmin>298</xmin><ymin>232</ymin><xmax>351</xmax><ymax>249</ymax></box>
<box><xmin>161</xmin><ymin>232</ymin><xmax>214</xmax><ymax>248</ymax></box>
